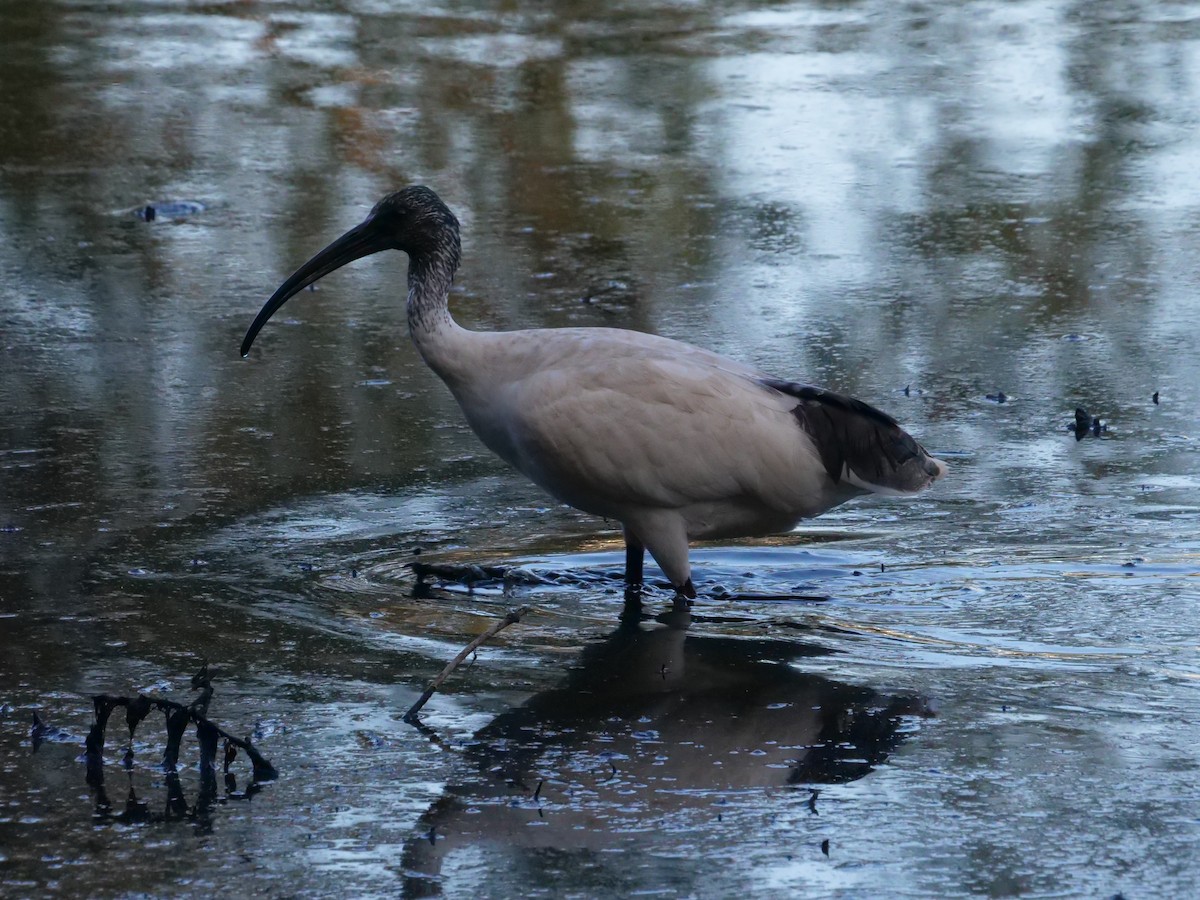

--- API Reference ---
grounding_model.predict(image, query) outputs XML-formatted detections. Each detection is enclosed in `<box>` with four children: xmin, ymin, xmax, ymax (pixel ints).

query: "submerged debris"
<box><xmin>408</xmin><ymin>560</ymin><xmax>585</xmax><ymax>596</ymax></box>
<box><xmin>85</xmin><ymin>663</ymin><xmax>277</xmax><ymax>786</ymax></box>
<box><xmin>30</xmin><ymin>711</ymin><xmax>72</xmax><ymax>750</ymax></box>
<box><xmin>410</xmin><ymin>560</ymin><xmax>507</xmax><ymax>589</ymax></box>
<box><xmin>1073</xmin><ymin>407</ymin><xmax>1107</xmax><ymax>441</ymax></box>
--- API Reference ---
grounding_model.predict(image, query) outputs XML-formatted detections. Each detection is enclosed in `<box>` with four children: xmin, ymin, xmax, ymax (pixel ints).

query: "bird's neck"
<box><xmin>405</xmin><ymin>239</ymin><xmax>473</xmax><ymax>378</ymax></box>
<box><xmin>405</xmin><ymin>237</ymin><xmax>460</xmax><ymax>335</ymax></box>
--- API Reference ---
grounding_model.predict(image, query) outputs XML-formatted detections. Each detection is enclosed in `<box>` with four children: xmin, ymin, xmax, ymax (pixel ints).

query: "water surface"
<box><xmin>2</xmin><ymin>0</ymin><xmax>1200</xmax><ymax>896</ymax></box>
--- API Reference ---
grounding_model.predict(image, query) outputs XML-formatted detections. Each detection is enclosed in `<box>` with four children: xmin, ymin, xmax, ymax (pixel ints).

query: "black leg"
<box><xmin>621</xmin><ymin>532</ymin><xmax>645</xmax><ymax>610</ymax></box>
<box><xmin>624</xmin><ymin>534</ymin><xmax>645</xmax><ymax>588</ymax></box>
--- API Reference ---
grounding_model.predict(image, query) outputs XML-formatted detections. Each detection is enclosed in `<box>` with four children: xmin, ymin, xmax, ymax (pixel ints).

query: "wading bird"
<box><xmin>242</xmin><ymin>186</ymin><xmax>946</xmax><ymax>599</ymax></box>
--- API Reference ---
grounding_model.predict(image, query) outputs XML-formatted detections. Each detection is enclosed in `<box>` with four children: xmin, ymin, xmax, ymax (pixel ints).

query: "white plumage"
<box><xmin>243</xmin><ymin>186</ymin><xmax>946</xmax><ymax>598</ymax></box>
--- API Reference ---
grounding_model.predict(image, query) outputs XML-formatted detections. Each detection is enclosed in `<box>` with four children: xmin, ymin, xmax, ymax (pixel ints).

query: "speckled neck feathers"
<box><xmin>405</xmin><ymin>217</ymin><xmax>461</xmax><ymax>336</ymax></box>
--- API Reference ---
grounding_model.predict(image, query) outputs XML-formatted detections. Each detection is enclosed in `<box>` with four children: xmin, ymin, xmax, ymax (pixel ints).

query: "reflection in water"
<box><xmin>90</xmin><ymin>771</ymin><xmax>262</xmax><ymax>836</ymax></box>
<box><xmin>402</xmin><ymin>607</ymin><xmax>929</xmax><ymax>894</ymax></box>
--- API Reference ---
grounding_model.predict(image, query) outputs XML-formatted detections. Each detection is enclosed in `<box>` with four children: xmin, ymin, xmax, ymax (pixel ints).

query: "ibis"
<box><xmin>242</xmin><ymin>186</ymin><xmax>946</xmax><ymax>599</ymax></box>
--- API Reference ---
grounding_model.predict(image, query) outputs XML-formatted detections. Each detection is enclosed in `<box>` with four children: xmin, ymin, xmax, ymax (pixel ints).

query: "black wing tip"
<box><xmin>758</xmin><ymin>377</ymin><xmax>900</xmax><ymax>429</ymax></box>
<box><xmin>760</xmin><ymin>376</ymin><xmax>946</xmax><ymax>491</ymax></box>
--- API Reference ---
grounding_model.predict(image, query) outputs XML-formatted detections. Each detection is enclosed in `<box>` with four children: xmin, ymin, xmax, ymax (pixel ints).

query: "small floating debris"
<box><xmin>580</xmin><ymin>280</ymin><xmax>637</xmax><ymax>312</ymax></box>
<box><xmin>1073</xmin><ymin>407</ymin><xmax>1107</xmax><ymax>441</ymax></box>
<box><xmin>1074</xmin><ymin>407</ymin><xmax>1091</xmax><ymax>434</ymax></box>
<box><xmin>30</xmin><ymin>711</ymin><xmax>72</xmax><ymax>749</ymax></box>
<box><xmin>133</xmin><ymin>200</ymin><xmax>206</xmax><ymax>222</ymax></box>
<box><xmin>985</xmin><ymin>390</ymin><xmax>1008</xmax><ymax>404</ymax></box>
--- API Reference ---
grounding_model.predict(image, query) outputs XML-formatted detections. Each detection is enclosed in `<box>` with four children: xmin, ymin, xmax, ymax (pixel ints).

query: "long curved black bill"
<box><xmin>241</xmin><ymin>216</ymin><xmax>392</xmax><ymax>357</ymax></box>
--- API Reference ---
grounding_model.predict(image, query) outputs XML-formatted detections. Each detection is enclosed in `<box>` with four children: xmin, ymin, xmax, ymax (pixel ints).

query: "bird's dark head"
<box><xmin>367</xmin><ymin>186</ymin><xmax>459</xmax><ymax>256</ymax></box>
<box><xmin>240</xmin><ymin>185</ymin><xmax>460</xmax><ymax>357</ymax></box>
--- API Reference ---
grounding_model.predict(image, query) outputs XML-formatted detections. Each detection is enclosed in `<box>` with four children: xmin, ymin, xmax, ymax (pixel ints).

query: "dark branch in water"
<box><xmin>408</xmin><ymin>561</ymin><xmax>556</xmax><ymax>596</ymax></box>
<box><xmin>87</xmin><ymin>694</ymin><xmax>276</xmax><ymax>782</ymax></box>
<box><xmin>403</xmin><ymin>605</ymin><xmax>533</xmax><ymax>724</ymax></box>
<box><xmin>86</xmin><ymin>665</ymin><xmax>277</xmax><ymax>784</ymax></box>
<box><xmin>407</xmin><ymin>558</ymin><xmax>647</xmax><ymax>602</ymax></box>
<box><xmin>162</xmin><ymin>705</ymin><xmax>189</xmax><ymax>773</ymax></box>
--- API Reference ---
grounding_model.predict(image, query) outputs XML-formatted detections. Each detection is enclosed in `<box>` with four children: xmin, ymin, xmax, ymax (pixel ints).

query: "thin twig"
<box><xmin>403</xmin><ymin>605</ymin><xmax>532</xmax><ymax>724</ymax></box>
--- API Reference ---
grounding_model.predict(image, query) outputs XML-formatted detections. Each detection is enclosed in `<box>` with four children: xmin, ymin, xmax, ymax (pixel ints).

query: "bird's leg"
<box><xmin>621</xmin><ymin>530</ymin><xmax>646</xmax><ymax>610</ymax></box>
<box><xmin>676</xmin><ymin>579</ymin><xmax>697</xmax><ymax>604</ymax></box>
<box><xmin>623</xmin><ymin>531</ymin><xmax>645</xmax><ymax>589</ymax></box>
<box><xmin>627</xmin><ymin>514</ymin><xmax>695</xmax><ymax>600</ymax></box>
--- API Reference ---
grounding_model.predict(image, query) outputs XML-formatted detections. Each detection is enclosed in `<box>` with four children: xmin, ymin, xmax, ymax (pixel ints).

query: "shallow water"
<box><xmin>3</xmin><ymin>0</ymin><xmax>1200</xmax><ymax>896</ymax></box>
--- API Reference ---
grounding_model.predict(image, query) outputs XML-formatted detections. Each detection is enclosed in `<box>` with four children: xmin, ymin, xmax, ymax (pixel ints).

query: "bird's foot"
<box><xmin>675</xmin><ymin>578</ymin><xmax>697</xmax><ymax>602</ymax></box>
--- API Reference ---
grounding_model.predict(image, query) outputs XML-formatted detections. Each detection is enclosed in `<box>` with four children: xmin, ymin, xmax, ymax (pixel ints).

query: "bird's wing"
<box><xmin>453</xmin><ymin>328</ymin><xmax>942</xmax><ymax>525</ymax></box>
<box><xmin>492</xmin><ymin>338</ymin><xmax>824</xmax><ymax>515</ymax></box>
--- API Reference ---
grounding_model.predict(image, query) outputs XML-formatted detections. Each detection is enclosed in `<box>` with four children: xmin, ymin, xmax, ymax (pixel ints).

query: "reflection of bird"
<box><xmin>242</xmin><ymin>186</ymin><xmax>946</xmax><ymax>597</ymax></box>
<box><xmin>397</xmin><ymin>609</ymin><xmax>930</xmax><ymax>890</ymax></box>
